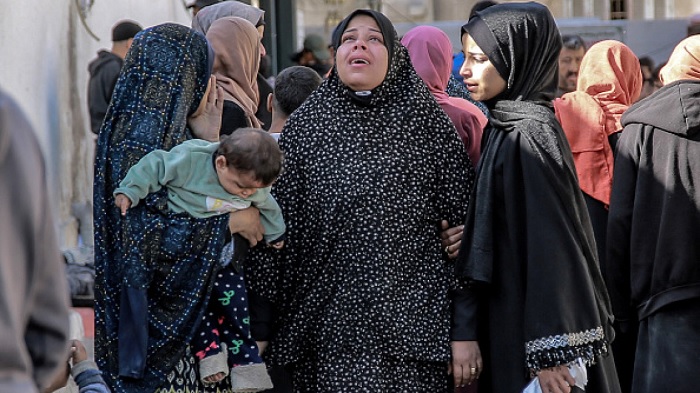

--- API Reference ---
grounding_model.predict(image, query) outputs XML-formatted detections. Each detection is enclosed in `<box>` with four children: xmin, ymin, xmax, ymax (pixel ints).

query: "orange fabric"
<box><xmin>660</xmin><ymin>35</ymin><xmax>700</xmax><ymax>84</ymax></box>
<box><xmin>554</xmin><ymin>40</ymin><xmax>642</xmax><ymax>206</ymax></box>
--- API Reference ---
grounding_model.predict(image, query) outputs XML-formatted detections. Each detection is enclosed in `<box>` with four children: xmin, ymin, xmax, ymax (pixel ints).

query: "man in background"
<box><xmin>555</xmin><ymin>34</ymin><xmax>586</xmax><ymax>98</ymax></box>
<box><xmin>87</xmin><ymin>20</ymin><xmax>142</xmax><ymax>134</ymax></box>
<box><xmin>290</xmin><ymin>33</ymin><xmax>333</xmax><ymax>78</ymax></box>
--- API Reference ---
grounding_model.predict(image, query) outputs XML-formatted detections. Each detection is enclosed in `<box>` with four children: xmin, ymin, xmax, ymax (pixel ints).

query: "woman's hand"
<box><xmin>188</xmin><ymin>75</ymin><xmax>224</xmax><ymax>142</ymax></box>
<box><xmin>440</xmin><ymin>220</ymin><xmax>463</xmax><ymax>259</ymax></box>
<box><xmin>449</xmin><ymin>340</ymin><xmax>482</xmax><ymax>387</ymax></box>
<box><xmin>537</xmin><ymin>365</ymin><xmax>576</xmax><ymax>393</ymax></box>
<box><xmin>229</xmin><ymin>207</ymin><xmax>264</xmax><ymax>246</ymax></box>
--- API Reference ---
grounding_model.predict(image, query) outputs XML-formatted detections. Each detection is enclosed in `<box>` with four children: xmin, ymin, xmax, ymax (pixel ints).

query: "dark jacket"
<box><xmin>88</xmin><ymin>50</ymin><xmax>123</xmax><ymax>134</ymax></box>
<box><xmin>607</xmin><ymin>80</ymin><xmax>700</xmax><ymax>321</ymax></box>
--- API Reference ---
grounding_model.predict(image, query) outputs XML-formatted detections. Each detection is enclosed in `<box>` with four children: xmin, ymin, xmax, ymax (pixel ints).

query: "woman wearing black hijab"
<box><xmin>245</xmin><ymin>9</ymin><xmax>474</xmax><ymax>392</ymax></box>
<box><xmin>453</xmin><ymin>3</ymin><xmax>620</xmax><ymax>393</ymax></box>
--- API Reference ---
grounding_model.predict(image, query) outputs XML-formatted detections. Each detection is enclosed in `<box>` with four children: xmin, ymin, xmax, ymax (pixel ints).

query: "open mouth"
<box><xmin>351</xmin><ymin>58</ymin><xmax>369</xmax><ymax>65</ymax></box>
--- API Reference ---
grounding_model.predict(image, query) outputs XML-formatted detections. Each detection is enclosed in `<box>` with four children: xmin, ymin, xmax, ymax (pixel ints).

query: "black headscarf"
<box><xmin>462</xmin><ymin>2</ymin><xmax>561</xmax><ymax>107</ymax></box>
<box><xmin>329</xmin><ymin>9</ymin><xmax>397</xmax><ymax>105</ymax></box>
<box><xmin>455</xmin><ymin>2</ymin><xmax>615</xmax><ymax>374</ymax></box>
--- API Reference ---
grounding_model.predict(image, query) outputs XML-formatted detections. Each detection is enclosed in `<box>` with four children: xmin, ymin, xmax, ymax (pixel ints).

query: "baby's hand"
<box><xmin>270</xmin><ymin>240</ymin><xmax>284</xmax><ymax>249</ymax></box>
<box><xmin>70</xmin><ymin>340</ymin><xmax>88</xmax><ymax>365</ymax></box>
<box><xmin>114</xmin><ymin>194</ymin><xmax>131</xmax><ymax>216</ymax></box>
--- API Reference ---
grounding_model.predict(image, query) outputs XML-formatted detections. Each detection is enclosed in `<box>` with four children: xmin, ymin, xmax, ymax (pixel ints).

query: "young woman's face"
<box><xmin>459</xmin><ymin>34</ymin><xmax>506</xmax><ymax>102</ymax></box>
<box><xmin>335</xmin><ymin>14</ymin><xmax>389</xmax><ymax>91</ymax></box>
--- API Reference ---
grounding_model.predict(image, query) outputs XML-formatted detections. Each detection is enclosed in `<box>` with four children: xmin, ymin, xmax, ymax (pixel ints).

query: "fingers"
<box><xmin>208</xmin><ymin>75</ymin><xmax>217</xmax><ymax>103</ymax></box>
<box><xmin>453</xmin><ymin>364</ymin><xmax>481</xmax><ymax>388</ymax></box>
<box><xmin>440</xmin><ymin>224</ymin><xmax>464</xmax><ymax>246</ymax></box>
<box><xmin>452</xmin><ymin>365</ymin><xmax>464</xmax><ymax>388</ymax></box>
<box><xmin>467</xmin><ymin>364</ymin><xmax>481</xmax><ymax>384</ymax></box>
<box><xmin>450</xmin><ymin>341</ymin><xmax>482</xmax><ymax>388</ymax></box>
<box><xmin>440</xmin><ymin>219</ymin><xmax>449</xmax><ymax>236</ymax></box>
<box><xmin>215</xmin><ymin>85</ymin><xmax>224</xmax><ymax>111</ymax></box>
<box><xmin>447</xmin><ymin>240</ymin><xmax>461</xmax><ymax>259</ymax></box>
<box><xmin>207</xmin><ymin>76</ymin><xmax>224</xmax><ymax>112</ymax></box>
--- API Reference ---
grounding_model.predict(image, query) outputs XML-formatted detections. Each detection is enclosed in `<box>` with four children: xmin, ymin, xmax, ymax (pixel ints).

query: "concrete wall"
<box><xmin>0</xmin><ymin>0</ymin><xmax>190</xmax><ymax>247</ymax></box>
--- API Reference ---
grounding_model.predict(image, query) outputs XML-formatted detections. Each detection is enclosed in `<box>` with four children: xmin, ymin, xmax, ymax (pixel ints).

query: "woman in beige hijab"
<box><xmin>206</xmin><ymin>16</ymin><xmax>262</xmax><ymax>133</ymax></box>
<box><xmin>194</xmin><ymin>2</ymin><xmax>273</xmax><ymax>129</ymax></box>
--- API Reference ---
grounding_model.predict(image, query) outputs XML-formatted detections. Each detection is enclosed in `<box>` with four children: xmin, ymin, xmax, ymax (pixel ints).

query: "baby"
<box><xmin>114</xmin><ymin>128</ymin><xmax>281</xmax><ymax>391</ymax></box>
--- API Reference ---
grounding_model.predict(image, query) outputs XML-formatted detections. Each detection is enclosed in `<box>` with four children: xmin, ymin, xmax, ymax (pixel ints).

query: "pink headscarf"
<box><xmin>402</xmin><ymin>25</ymin><xmax>487</xmax><ymax>164</ymax></box>
<box><xmin>660</xmin><ymin>35</ymin><xmax>700</xmax><ymax>84</ymax></box>
<box><xmin>206</xmin><ymin>17</ymin><xmax>261</xmax><ymax>128</ymax></box>
<box><xmin>554</xmin><ymin>40</ymin><xmax>642</xmax><ymax>206</ymax></box>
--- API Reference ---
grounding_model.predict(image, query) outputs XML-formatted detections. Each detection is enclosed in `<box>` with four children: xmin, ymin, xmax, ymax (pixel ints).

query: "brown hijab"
<box><xmin>660</xmin><ymin>35</ymin><xmax>700</xmax><ymax>84</ymax></box>
<box><xmin>206</xmin><ymin>16</ymin><xmax>261</xmax><ymax>128</ymax></box>
<box><xmin>554</xmin><ymin>40</ymin><xmax>642</xmax><ymax>205</ymax></box>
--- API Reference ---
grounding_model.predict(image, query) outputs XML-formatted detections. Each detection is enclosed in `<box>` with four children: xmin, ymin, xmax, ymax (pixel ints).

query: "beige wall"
<box><xmin>0</xmin><ymin>0</ymin><xmax>190</xmax><ymax>247</ymax></box>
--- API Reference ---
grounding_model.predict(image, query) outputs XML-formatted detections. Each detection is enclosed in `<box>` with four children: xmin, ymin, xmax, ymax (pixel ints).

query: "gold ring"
<box><xmin>470</xmin><ymin>367</ymin><xmax>477</xmax><ymax>374</ymax></box>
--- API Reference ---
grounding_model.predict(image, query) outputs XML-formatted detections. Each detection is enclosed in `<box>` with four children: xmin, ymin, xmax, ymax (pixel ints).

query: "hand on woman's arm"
<box><xmin>188</xmin><ymin>75</ymin><xmax>224</xmax><ymax>142</ymax></box>
<box><xmin>229</xmin><ymin>207</ymin><xmax>264</xmax><ymax>246</ymax></box>
<box><xmin>440</xmin><ymin>220</ymin><xmax>463</xmax><ymax>259</ymax></box>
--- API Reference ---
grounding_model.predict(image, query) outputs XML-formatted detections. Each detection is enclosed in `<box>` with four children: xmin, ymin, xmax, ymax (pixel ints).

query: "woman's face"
<box><xmin>257</xmin><ymin>25</ymin><xmax>266</xmax><ymax>57</ymax></box>
<box><xmin>459</xmin><ymin>34</ymin><xmax>506</xmax><ymax>102</ymax></box>
<box><xmin>336</xmin><ymin>14</ymin><xmax>389</xmax><ymax>91</ymax></box>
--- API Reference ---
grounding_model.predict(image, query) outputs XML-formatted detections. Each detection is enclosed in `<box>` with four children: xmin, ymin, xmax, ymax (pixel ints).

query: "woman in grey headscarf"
<box><xmin>193</xmin><ymin>1</ymin><xmax>273</xmax><ymax>130</ymax></box>
<box><xmin>193</xmin><ymin>0</ymin><xmax>264</xmax><ymax>33</ymax></box>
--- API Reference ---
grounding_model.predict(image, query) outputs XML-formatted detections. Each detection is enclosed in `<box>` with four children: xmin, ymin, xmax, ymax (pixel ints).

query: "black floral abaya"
<box><xmin>246</xmin><ymin>9</ymin><xmax>474</xmax><ymax>392</ymax></box>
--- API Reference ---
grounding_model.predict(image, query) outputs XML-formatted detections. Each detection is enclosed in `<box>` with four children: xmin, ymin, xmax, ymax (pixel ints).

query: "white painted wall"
<box><xmin>0</xmin><ymin>0</ymin><xmax>191</xmax><ymax>246</ymax></box>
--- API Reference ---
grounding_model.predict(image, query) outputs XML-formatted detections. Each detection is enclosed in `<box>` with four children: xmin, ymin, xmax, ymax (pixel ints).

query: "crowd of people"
<box><xmin>3</xmin><ymin>0</ymin><xmax>699</xmax><ymax>392</ymax></box>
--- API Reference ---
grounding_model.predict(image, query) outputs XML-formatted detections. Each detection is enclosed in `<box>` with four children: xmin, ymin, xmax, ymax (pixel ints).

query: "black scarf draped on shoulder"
<box><xmin>456</xmin><ymin>2</ymin><xmax>614</xmax><ymax>370</ymax></box>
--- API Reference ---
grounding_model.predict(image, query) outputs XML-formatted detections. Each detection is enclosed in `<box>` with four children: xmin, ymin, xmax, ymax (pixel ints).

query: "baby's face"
<box><xmin>216</xmin><ymin>163</ymin><xmax>266</xmax><ymax>199</ymax></box>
